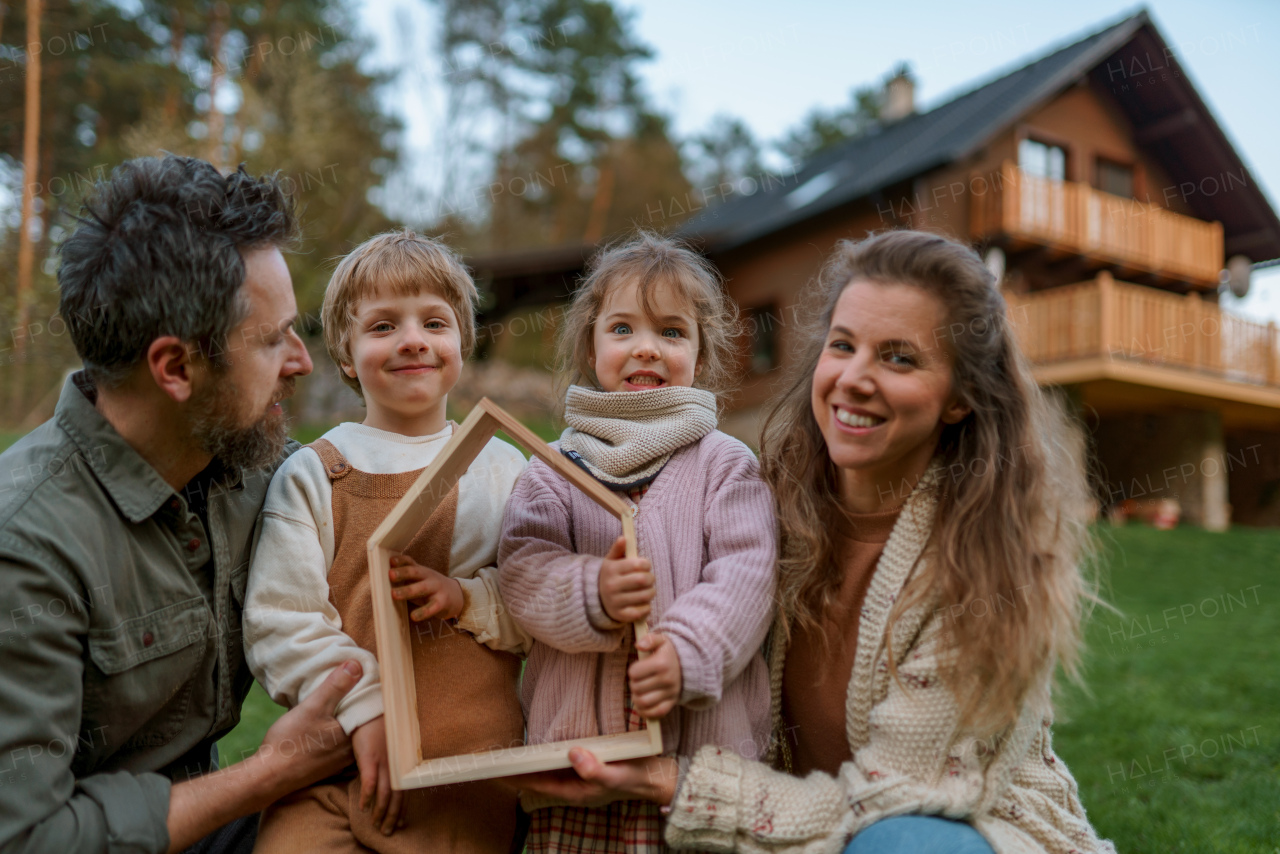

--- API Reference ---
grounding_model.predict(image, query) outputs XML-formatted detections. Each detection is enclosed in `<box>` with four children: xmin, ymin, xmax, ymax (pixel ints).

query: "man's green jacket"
<box><xmin>0</xmin><ymin>373</ymin><xmax>297</xmax><ymax>853</ymax></box>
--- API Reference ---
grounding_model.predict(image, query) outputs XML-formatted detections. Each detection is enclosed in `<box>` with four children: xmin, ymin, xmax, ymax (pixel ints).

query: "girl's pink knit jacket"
<box><xmin>497</xmin><ymin>430</ymin><xmax>777</xmax><ymax>760</ymax></box>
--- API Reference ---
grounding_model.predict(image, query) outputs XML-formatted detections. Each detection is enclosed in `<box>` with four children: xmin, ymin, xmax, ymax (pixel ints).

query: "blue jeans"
<box><xmin>843</xmin><ymin>816</ymin><xmax>995</xmax><ymax>854</ymax></box>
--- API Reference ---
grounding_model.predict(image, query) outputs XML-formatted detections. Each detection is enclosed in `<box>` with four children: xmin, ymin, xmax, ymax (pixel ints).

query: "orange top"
<box><xmin>781</xmin><ymin>505</ymin><xmax>902</xmax><ymax>777</ymax></box>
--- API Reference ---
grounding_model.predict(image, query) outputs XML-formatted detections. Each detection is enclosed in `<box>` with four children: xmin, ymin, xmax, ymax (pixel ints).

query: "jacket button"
<box><xmin>169</xmin><ymin>499</ymin><xmax>180</xmax><ymax>511</ymax></box>
<box><xmin>330</xmin><ymin>463</ymin><xmax>344</xmax><ymax>474</ymax></box>
<box><xmin>187</xmin><ymin>538</ymin><xmax>201</xmax><ymax>551</ymax></box>
<box><xmin>142</xmin><ymin>631</ymin><xmax>154</xmax><ymax>647</ymax></box>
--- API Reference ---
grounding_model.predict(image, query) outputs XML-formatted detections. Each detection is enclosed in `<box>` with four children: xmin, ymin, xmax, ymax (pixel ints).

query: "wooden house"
<box><xmin>470</xmin><ymin>10</ymin><xmax>1280</xmax><ymax>529</ymax></box>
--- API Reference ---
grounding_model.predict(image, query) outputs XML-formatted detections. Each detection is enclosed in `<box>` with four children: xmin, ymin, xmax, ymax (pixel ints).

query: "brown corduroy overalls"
<box><xmin>254</xmin><ymin>438</ymin><xmax>525</xmax><ymax>854</ymax></box>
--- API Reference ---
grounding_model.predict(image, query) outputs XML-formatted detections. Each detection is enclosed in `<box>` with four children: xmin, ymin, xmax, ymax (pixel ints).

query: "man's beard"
<box><xmin>189</xmin><ymin>375</ymin><xmax>295</xmax><ymax>471</ymax></box>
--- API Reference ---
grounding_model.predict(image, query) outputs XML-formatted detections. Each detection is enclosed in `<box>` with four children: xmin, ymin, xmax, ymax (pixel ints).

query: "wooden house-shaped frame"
<box><xmin>366</xmin><ymin>398</ymin><xmax>664</xmax><ymax>789</ymax></box>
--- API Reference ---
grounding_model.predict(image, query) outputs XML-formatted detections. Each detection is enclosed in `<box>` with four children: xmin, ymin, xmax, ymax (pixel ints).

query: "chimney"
<box><xmin>882</xmin><ymin>67</ymin><xmax>915</xmax><ymax>123</ymax></box>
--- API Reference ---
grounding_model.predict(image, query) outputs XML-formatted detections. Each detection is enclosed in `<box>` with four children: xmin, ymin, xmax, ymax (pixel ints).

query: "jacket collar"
<box><xmin>54</xmin><ymin>372</ymin><xmax>242</xmax><ymax>523</ymax></box>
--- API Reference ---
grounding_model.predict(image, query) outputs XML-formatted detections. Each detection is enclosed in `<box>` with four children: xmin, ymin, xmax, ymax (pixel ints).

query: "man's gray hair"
<box><xmin>58</xmin><ymin>155</ymin><xmax>299</xmax><ymax>388</ymax></box>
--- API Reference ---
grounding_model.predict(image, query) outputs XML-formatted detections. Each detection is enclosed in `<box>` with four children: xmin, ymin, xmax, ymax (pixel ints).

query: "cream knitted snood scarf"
<box><xmin>558</xmin><ymin>385</ymin><xmax>718</xmax><ymax>490</ymax></box>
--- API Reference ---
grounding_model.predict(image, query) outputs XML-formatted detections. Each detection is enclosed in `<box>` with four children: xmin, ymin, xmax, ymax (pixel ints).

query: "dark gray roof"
<box><xmin>676</xmin><ymin>9</ymin><xmax>1158</xmax><ymax>251</ymax></box>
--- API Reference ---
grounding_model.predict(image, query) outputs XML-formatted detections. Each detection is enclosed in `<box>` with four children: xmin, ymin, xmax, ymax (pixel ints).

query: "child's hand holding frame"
<box><xmin>598</xmin><ymin>535</ymin><xmax>654</xmax><ymax>623</ymax></box>
<box><xmin>388</xmin><ymin>555</ymin><xmax>464</xmax><ymax>623</ymax></box>
<box><xmin>629</xmin><ymin>634</ymin><xmax>681</xmax><ymax>718</ymax></box>
<box><xmin>598</xmin><ymin>534</ymin><xmax>683</xmax><ymax>719</ymax></box>
<box><xmin>350</xmin><ymin>715</ymin><xmax>405</xmax><ymax>835</ymax></box>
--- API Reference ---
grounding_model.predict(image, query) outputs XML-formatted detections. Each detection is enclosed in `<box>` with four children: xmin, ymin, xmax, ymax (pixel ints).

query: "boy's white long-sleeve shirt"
<box><xmin>244</xmin><ymin>420</ymin><xmax>532</xmax><ymax>735</ymax></box>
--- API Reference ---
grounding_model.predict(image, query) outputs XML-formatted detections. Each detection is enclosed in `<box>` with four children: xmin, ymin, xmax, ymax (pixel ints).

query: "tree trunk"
<box><xmin>36</xmin><ymin>132</ymin><xmax>53</xmax><ymax>284</ymax></box>
<box><xmin>583</xmin><ymin>159</ymin><xmax>615</xmax><ymax>245</ymax></box>
<box><xmin>164</xmin><ymin>11</ymin><xmax>184</xmax><ymax>121</ymax></box>
<box><xmin>244</xmin><ymin>0</ymin><xmax>281</xmax><ymax>82</ymax></box>
<box><xmin>206</xmin><ymin>1</ymin><xmax>226</xmax><ymax>169</ymax></box>
<box><xmin>15</xmin><ymin>0</ymin><xmax>43</xmax><ymax>352</ymax></box>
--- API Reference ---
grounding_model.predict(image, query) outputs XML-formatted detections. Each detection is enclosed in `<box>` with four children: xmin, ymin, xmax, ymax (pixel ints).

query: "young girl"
<box><xmin>512</xmin><ymin>230</ymin><xmax>1114</xmax><ymax>854</ymax></box>
<box><xmin>497</xmin><ymin>233</ymin><xmax>778</xmax><ymax>852</ymax></box>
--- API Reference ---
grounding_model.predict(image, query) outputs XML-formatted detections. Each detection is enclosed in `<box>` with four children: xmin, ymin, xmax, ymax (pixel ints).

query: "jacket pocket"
<box><xmin>83</xmin><ymin>598</ymin><xmax>211</xmax><ymax>754</ymax></box>
<box><xmin>88</xmin><ymin>598</ymin><xmax>210</xmax><ymax>673</ymax></box>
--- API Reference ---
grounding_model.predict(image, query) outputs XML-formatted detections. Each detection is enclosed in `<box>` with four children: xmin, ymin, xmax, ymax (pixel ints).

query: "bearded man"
<box><xmin>0</xmin><ymin>155</ymin><xmax>363</xmax><ymax>854</ymax></box>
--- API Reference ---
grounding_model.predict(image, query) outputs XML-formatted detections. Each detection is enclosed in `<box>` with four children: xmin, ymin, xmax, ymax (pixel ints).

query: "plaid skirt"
<box><xmin>525</xmin><ymin>646</ymin><xmax>666</xmax><ymax>854</ymax></box>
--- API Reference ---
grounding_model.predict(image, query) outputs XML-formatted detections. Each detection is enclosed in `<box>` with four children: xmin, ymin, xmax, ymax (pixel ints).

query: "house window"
<box><xmin>1096</xmin><ymin>158</ymin><xmax>1134</xmax><ymax>198</ymax></box>
<box><xmin>746</xmin><ymin>305</ymin><xmax>780</xmax><ymax>373</ymax></box>
<box><xmin>1018</xmin><ymin>138</ymin><xmax>1066</xmax><ymax>181</ymax></box>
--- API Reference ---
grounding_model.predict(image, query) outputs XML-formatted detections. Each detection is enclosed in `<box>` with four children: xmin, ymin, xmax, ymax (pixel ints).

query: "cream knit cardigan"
<box><xmin>665</xmin><ymin>465</ymin><xmax>1116</xmax><ymax>854</ymax></box>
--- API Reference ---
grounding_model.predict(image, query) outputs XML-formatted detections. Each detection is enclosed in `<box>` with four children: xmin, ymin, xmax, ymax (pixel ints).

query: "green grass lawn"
<box><xmin>1053</xmin><ymin>525</ymin><xmax>1280</xmax><ymax>852</ymax></box>
<box><xmin>0</xmin><ymin>431</ymin><xmax>28</xmax><ymax>452</ymax></box>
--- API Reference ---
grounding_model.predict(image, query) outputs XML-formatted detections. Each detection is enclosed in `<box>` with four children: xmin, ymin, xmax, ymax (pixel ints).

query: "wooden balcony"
<box><xmin>972</xmin><ymin>161</ymin><xmax>1224</xmax><ymax>287</ymax></box>
<box><xmin>1005</xmin><ymin>273</ymin><xmax>1280</xmax><ymax>413</ymax></box>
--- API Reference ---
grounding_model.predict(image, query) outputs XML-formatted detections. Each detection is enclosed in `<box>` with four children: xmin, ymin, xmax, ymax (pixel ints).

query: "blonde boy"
<box><xmin>244</xmin><ymin>229</ymin><xmax>530</xmax><ymax>854</ymax></box>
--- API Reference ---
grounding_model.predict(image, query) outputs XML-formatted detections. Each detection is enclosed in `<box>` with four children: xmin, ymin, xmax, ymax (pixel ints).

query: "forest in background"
<box><xmin>0</xmin><ymin>0</ymin><xmax>906</xmax><ymax>425</ymax></box>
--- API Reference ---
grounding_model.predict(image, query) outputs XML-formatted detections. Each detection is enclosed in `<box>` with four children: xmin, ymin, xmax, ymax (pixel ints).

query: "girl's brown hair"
<box><xmin>556</xmin><ymin>232</ymin><xmax>740</xmax><ymax>396</ymax></box>
<box><xmin>761</xmin><ymin>229</ymin><xmax>1097</xmax><ymax>733</ymax></box>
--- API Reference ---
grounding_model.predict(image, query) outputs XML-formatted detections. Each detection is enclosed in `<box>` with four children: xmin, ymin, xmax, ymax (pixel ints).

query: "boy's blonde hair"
<box><xmin>322</xmin><ymin>228</ymin><xmax>479</xmax><ymax>398</ymax></box>
<box><xmin>556</xmin><ymin>232</ymin><xmax>740</xmax><ymax>395</ymax></box>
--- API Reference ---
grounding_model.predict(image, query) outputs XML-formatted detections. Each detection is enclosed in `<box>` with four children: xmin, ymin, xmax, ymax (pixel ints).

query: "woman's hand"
<box><xmin>507</xmin><ymin>749</ymin><xmax>679</xmax><ymax>811</ymax></box>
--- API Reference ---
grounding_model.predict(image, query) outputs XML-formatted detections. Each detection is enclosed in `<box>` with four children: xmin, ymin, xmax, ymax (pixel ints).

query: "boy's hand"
<box><xmin>351</xmin><ymin>715</ymin><xmax>404</xmax><ymax>836</ymax></box>
<box><xmin>629</xmin><ymin>632</ymin><xmax>682</xmax><ymax>718</ymax></box>
<box><xmin>598</xmin><ymin>536</ymin><xmax>654</xmax><ymax>624</ymax></box>
<box><xmin>389</xmin><ymin>555</ymin><xmax>463</xmax><ymax>622</ymax></box>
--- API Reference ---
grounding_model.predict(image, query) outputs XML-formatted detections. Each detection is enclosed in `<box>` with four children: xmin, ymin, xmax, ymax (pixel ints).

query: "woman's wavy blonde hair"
<box><xmin>760</xmin><ymin>229</ymin><xmax>1098</xmax><ymax>733</ymax></box>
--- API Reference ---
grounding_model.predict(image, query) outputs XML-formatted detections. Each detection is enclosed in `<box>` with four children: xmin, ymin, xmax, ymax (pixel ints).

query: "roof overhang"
<box><xmin>1084</xmin><ymin>22</ymin><xmax>1280</xmax><ymax>261</ymax></box>
<box><xmin>466</xmin><ymin>243</ymin><xmax>594</xmax><ymax>279</ymax></box>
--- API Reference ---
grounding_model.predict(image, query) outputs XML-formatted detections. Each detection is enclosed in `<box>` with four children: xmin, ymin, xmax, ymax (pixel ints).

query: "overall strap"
<box><xmin>306</xmin><ymin>438</ymin><xmax>352</xmax><ymax>481</ymax></box>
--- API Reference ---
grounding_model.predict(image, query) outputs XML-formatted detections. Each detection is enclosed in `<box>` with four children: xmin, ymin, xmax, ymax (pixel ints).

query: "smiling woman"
<box><xmin>513</xmin><ymin>230</ymin><xmax>1113</xmax><ymax>854</ymax></box>
<box><xmin>810</xmin><ymin>279</ymin><xmax>972</xmax><ymax>513</ymax></box>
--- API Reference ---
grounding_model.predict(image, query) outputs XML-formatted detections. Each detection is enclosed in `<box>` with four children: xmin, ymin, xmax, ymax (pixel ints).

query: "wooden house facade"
<box><xmin>470</xmin><ymin>10</ymin><xmax>1280</xmax><ymax>529</ymax></box>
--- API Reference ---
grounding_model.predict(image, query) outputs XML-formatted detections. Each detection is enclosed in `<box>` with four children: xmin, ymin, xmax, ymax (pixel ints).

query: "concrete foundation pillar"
<box><xmin>1198</xmin><ymin>411</ymin><xmax>1229</xmax><ymax>532</ymax></box>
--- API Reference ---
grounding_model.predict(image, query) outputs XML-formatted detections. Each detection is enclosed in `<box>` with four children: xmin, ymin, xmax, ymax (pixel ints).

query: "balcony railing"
<box><xmin>1004</xmin><ymin>273</ymin><xmax>1280</xmax><ymax>389</ymax></box>
<box><xmin>972</xmin><ymin>161</ymin><xmax>1224</xmax><ymax>287</ymax></box>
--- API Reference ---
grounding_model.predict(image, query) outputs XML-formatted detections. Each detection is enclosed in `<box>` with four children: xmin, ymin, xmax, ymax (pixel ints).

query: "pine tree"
<box><xmin>430</xmin><ymin>0</ymin><xmax>692</xmax><ymax>252</ymax></box>
<box><xmin>0</xmin><ymin>0</ymin><xmax>400</xmax><ymax>425</ymax></box>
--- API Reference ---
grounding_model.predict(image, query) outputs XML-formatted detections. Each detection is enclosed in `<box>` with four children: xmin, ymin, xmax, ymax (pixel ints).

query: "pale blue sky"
<box><xmin>355</xmin><ymin>0</ymin><xmax>1280</xmax><ymax>319</ymax></box>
